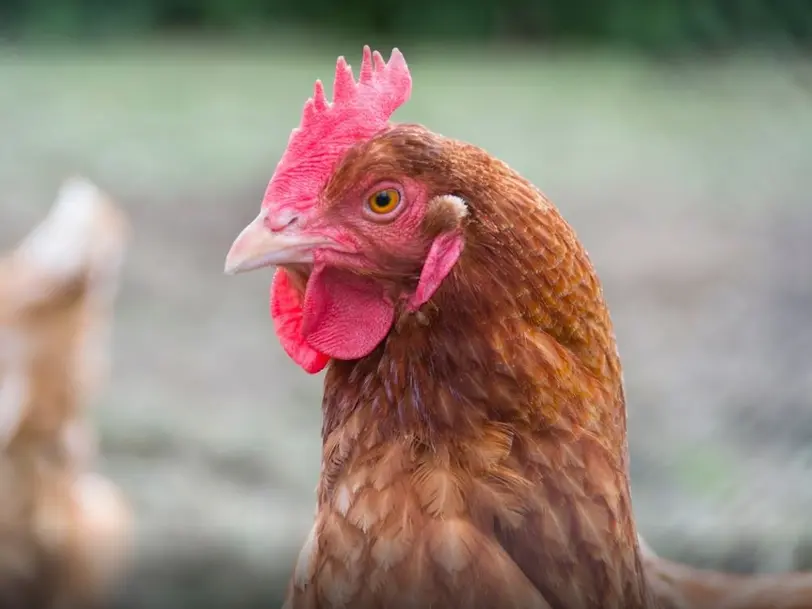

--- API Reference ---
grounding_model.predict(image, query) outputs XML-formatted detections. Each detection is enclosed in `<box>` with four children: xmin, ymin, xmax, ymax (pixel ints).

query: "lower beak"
<box><xmin>224</xmin><ymin>211</ymin><xmax>323</xmax><ymax>275</ymax></box>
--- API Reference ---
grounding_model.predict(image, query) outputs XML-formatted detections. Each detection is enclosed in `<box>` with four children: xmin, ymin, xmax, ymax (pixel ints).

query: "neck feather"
<box><xmin>323</xmin><ymin>147</ymin><xmax>627</xmax><ymax>456</ymax></box>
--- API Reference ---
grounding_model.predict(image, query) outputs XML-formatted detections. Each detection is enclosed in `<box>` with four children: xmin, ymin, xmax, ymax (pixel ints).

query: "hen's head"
<box><xmin>226</xmin><ymin>47</ymin><xmax>469</xmax><ymax>374</ymax></box>
<box><xmin>0</xmin><ymin>178</ymin><xmax>129</xmax><ymax>448</ymax></box>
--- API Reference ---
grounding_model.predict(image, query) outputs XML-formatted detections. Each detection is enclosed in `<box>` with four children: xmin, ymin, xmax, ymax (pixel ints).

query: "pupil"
<box><xmin>374</xmin><ymin>192</ymin><xmax>391</xmax><ymax>208</ymax></box>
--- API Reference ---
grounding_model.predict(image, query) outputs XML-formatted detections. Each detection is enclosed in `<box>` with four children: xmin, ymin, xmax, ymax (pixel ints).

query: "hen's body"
<box><xmin>641</xmin><ymin>538</ymin><xmax>812</xmax><ymax>609</ymax></box>
<box><xmin>0</xmin><ymin>180</ymin><xmax>132</xmax><ymax>609</ymax></box>
<box><xmin>285</xmin><ymin>126</ymin><xmax>655</xmax><ymax>609</ymax></box>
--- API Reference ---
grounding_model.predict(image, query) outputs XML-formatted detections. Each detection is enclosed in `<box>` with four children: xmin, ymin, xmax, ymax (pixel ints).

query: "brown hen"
<box><xmin>309</xmin><ymin>126</ymin><xmax>649</xmax><ymax>609</ymax></box>
<box><xmin>0</xmin><ymin>178</ymin><xmax>132</xmax><ymax>609</ymax></box>
<box><xmin>225</xmin><ymin>47</ymin><xmax>812</xmax><ymax>609</ymax></box>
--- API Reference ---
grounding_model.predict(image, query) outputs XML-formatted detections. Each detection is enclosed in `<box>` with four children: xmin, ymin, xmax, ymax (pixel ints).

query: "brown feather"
<box><xmin>284</xmin><ymin>124</ymin><xmax>656</xmax><ymax>609</ymax></box>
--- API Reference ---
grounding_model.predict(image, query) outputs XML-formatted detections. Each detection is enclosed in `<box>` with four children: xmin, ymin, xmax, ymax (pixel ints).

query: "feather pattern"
<box><xmin>282</xmin><ymin>125</ymin><xmax>656</xmax><ymax>609</ymax></box>
<box><xmin>229</xmin><ymin>47</ymin><xmax>812</xmax><ymax>609</ymax></box>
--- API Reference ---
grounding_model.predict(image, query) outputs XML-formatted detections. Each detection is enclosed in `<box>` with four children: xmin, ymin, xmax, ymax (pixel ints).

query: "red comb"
<box><xmin>262</xmin><ymin>46</ymin><xmax>412</xmax><ymax>214</ymax></box>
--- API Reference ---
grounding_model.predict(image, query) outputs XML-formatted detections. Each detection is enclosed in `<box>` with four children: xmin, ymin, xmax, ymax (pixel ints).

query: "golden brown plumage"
<box><xmin>276</xmin><ymin>125</ymin><xmax>656</xmax><ymax>609</ymax></box>
<box><xmin>225</xmin><ymin>47</ymin><xmax>812</xmax><ymax>609</ymax></box>
<box><xmin>0</xmin><ymin>178</ymin><xmax>132</xmax><ymax>608</ymax></box>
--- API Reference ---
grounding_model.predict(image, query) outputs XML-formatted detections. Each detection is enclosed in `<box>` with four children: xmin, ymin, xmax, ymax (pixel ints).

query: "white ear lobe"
<box><xmin>0</xmin><ymin>331</ymin><xmax>30</xmax><ymax>449</ymax></box>
<box><xmin>432</xmin><ymin>194</ymin><xmax>469</xmax><ymax>220</ymax></box>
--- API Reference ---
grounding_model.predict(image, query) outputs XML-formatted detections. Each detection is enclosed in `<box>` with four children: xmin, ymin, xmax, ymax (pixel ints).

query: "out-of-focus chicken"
<box><xmin>225</xmin><ymin>47</ymin><xmax>812</xmax><ymax>609</ymax></box>
<box><xmin>0</xmin><ymin>178</ymin><xmax>132</xmax><ymax>609</ymax></box>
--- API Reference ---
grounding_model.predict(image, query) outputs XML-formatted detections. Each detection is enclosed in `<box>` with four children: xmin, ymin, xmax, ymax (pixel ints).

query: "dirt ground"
<box><xmin>1</xmin><ymin>43</ymin><xmax>811</xmax><ymax>606</ymax></box>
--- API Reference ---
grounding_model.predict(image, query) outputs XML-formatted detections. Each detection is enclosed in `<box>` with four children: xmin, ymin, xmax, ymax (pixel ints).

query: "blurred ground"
<box><xmin>1</xmin><ymin>42</ymin><xmax>811</xmax><ymax>604</ymax></box>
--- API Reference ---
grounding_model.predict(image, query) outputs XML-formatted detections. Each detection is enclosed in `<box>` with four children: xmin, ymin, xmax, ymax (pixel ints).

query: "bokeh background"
<box><xmin>1</xmin><ymin>0</ymin><xmax>812</xmax><ymax>606</ymax></box>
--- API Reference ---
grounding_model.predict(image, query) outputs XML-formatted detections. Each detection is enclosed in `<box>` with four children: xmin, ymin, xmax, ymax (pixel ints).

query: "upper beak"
<box><xmin>224</xmin><ymin>210</ymin><xmax>324</xmax><ymax>275</ymax></box>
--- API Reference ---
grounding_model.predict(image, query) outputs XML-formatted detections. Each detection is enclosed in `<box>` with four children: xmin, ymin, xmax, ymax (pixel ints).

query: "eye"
<box><xmin>366</xmin><ymin>188</ymin><xmax>401</xmax><ymax>215</ymax></box>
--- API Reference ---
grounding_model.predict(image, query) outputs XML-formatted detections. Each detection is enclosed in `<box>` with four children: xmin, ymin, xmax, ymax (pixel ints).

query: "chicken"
<box><xmin>0</xmin><ymin>178</ymin><xmax>132</xmax><ymax>608</ymax></box>
<box><xmin>224</xmin><ymin>47</ymin><xmax>812</xmax><ymax>609</ymax></box>
<box><xmin>224</xmin><ymin>45</ymin><xmax>650</xmax><ymax>609</ymax></box>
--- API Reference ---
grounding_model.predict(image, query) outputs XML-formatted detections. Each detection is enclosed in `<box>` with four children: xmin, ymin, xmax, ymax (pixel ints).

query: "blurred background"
<box><xmin>1</xmin><ymin>0</ymin><xmax>812</xmax><ymax>606</ymax></box>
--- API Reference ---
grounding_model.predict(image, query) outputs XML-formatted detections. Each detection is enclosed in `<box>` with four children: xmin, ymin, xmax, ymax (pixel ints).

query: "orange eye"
<box><xmin>366</xmin><ymin>188</ymin><xmax>401</xmax><ymax>215</ymax></box>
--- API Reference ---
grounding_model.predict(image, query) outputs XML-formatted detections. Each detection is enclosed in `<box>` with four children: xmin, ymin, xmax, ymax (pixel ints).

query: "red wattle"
<box><xmin>270</xmin><ymin>269</ymin><xmax>330</xmax><ymax>374</ymax></box>
<box><xmin>270</xmin><ymin>265</ymin><xmax>396</xmax><ymax>373</ymax></box>
<box><xmin>301</xmin><ymin>265</ymin><xmax>395</xmax><ymax>361</ymax></box>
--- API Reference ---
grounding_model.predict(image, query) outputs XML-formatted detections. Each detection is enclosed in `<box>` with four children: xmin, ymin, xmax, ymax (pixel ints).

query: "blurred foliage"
<box><xmin>0</xmin><ymin>0</ymin><xmax>811</xmax><ymax>53</ymax></box>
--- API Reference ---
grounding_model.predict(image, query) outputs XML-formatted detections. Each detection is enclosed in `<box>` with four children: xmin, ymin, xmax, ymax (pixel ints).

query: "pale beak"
<box><xmin>224</xmin><ymin>210</ymin><xmax>325</xmax><ymax>275</ymax></box>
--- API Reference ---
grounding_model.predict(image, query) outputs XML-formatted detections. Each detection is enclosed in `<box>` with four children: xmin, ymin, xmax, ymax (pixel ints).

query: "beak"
<box><xmin>224</xmin><ymin>210</ymin><xmax>324</xmax><ymax>275</ymax></box>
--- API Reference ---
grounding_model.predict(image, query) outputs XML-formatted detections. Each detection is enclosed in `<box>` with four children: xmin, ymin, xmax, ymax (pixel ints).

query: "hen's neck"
<box><xmin>323</xmin><ymin>160</ymin><xmax>628</xmax><ymax>455</ymax></box>
<box><xmin>315</xmin><ymin>140</ymin><xmax>655</xmax><ymax>609</ymax></box>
